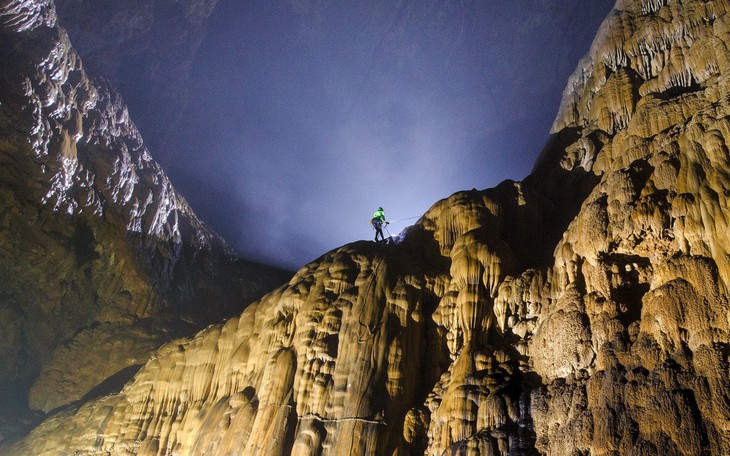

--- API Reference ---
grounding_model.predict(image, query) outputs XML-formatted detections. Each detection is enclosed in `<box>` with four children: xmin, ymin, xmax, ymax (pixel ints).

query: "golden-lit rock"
<box><xmin>7</xmin><ymin>0</ymin><xmax>730</xmax><ymax>454</ymax></box>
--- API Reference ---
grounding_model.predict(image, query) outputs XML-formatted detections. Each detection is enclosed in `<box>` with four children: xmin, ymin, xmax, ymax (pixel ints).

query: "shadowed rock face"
<box><xmin>53</xmin><ymin>0</ymin><xmax>220</xmax><ymax>152</ymax></box>
<box><xmin>5</xmin><ymin>0</ymin><xmax>730</xmax><ymax>455</ymax></box>
<box><xmin>0</xmin><ymin>0</ymin><xmax>289</xmax><ymax>437</ymax></box>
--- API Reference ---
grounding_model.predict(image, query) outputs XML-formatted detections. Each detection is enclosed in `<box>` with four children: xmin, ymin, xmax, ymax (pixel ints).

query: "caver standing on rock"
<box><xmin>371</xmin><ymin>207</ymin><xmax>388</xmax><ymax>242</ymax></box>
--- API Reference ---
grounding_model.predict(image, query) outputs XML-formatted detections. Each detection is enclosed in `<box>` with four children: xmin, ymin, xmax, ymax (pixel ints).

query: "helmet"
<box><xmin>378</xmin><ymin>207</ymin><xmax>383</xmax><ymax>211</ymax></box>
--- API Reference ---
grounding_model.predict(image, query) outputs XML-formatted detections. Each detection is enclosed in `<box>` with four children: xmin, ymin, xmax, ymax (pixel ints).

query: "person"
<box><xmin>372</xmin><ymin>207</ymin><xmax>388</xmax><ymax>242</ymax></box>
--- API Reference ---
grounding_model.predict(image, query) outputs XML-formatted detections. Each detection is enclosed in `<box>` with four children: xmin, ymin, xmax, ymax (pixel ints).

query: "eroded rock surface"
<box><xmin>0</xmin><ymin>0</ymin><xmax>289</xmax><ymax>436</ymax></box>
<box><xmin>52</xmin><ymin>0</ymin><xmax>220</xmax><ymax>151</ymax></box>
<box><xmin>6</xmin><ymin>0</ymin><xmax>730</xmax><ymax>455</ymax></box>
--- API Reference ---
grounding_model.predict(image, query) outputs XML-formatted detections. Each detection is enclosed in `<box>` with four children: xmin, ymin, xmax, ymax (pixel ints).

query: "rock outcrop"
<box><xmin>5</xmin><ymin>0</ymin><xmax>730</xmax><ymax>455</ymax></box>
<box><xmin>0</xmin><ymin>0</ymin><xmax>289</xmax><ymax>439</ymax></box>
<box><xmin>52</xmin><ymin>0</ymin><xmax>220</xmax><ymax>152</ymax></box>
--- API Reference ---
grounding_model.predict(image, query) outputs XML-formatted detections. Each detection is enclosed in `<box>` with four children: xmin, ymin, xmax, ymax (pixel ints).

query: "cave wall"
<box><xmin>4</xmin><ymin>0</ymin><xmax>730</xmax><ymax>455</ymax></box>
<box><xmin>0</xmin><ymin>0</ymin><xmax>289</xmax><ymax>434</ymax></box>
<box><xmin>53</xmin><ymin>0</ymin><xmax>220</xmax><ymax>152</ymax></box>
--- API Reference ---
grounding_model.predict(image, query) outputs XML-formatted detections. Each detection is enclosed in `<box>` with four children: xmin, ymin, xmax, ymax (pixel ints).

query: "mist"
<box><xmin>159</xmin><ymin>0</ymin><xmax>615</xmax><ymax>270</ymax></box>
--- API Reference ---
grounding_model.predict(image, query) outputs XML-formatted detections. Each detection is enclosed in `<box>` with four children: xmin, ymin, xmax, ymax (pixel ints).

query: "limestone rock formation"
<box><xmin>52</xmin><ymin>0</ymin><xmax>220</xmax><ymax>151</ymax></box>
<box><xmin>5</xmin><ymin>0</ymin><xmax>730</xmax><ymax>455</ymax></box>
<box><xmin>0</xmin><ymin>0</ymin><xmax>289</xmax><ymax>439</ymax></box>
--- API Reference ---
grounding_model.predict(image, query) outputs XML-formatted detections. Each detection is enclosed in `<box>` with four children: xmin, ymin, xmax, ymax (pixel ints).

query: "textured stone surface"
<box><xmin>0</xmin><ymin>0</ymin><xmax>289</xmax><ymax>433</ymax></box>
<box><xmin>53</xmin><ymin>0</ymin><xmax>220</xmax><ymax>151</ymax></box>
<box><xmin>6</xmin><ymin>0</ymin><xmax>730</xmax><ymax>455</ymax></box>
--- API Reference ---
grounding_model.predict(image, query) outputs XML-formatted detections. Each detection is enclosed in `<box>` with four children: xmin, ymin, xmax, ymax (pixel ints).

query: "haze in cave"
<box><xmin>3</xmin><ymin>1</ymin><xmax>730</xmax><ymax>455</ymax></box>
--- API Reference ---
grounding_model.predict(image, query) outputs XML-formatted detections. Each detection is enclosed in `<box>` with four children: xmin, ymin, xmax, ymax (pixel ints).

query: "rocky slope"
<box><xmin>0</xmin><ymin>0</ymin><xmax>289</xmax><ymax>441</ymax></box>
<box><xmin>52</xmin><ymin>0</ymin><xmax>220</xmax><ymax>152</ymax></box>
<box><xmin>5</xmin><ymin>0</ymin><xmax>730</xmax><ymax>454</ymax></box>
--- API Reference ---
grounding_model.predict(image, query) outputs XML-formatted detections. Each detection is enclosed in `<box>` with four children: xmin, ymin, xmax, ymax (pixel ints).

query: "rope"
<box><xmin>387</xmin><ymin>216</ymin><xmax>421</xmax><ymax>223</ymax></box>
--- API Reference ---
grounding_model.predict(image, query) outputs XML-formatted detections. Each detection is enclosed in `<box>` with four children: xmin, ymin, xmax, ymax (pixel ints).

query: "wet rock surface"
<box><xmin>5</xmin><ymin>0</ymin><xmax>730</xmax><ymax>455</ymax></box>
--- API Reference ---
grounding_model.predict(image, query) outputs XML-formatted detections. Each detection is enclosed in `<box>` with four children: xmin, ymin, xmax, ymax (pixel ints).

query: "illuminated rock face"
<box><xmin>0</xmin><ymin>0</ymin><xmax>288</xmax><ymax>428</ymax></box>
<box><xmin>5</xmin><ymin>0</ymin><xmax>730</xmax><ymax>454</ymax></box>
<box><xmin>52</xmin><ymin>0</ymin><xmax>220</xmax><ymax>150</ymax></box>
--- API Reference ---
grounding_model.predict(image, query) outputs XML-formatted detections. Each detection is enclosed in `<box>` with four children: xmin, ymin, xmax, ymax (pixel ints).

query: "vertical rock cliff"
<box><xmin>51</xmin><ymin>0</ymin><xmax>221</xmax><ymax>151</ymax></box>
<box><xmin>5</xmin><ymin>0</ymin><xmax>730</xmax><ymax>455</ymax></box>
<box><xmin>0</xmin><ymin>0</ymin><xmax>289</xmax><ymax>440</ymax></box>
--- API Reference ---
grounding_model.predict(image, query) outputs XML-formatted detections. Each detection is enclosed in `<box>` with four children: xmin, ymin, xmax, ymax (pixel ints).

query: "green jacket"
<box><xmin>372</xmin><ymin>209</ymin><xmax>386</xmax><ymax>222</ymax></box>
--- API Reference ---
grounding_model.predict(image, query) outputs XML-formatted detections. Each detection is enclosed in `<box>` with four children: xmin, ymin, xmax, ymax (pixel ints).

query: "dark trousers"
<box><xmin>374</xmin><ymin>226</ymin><xmax>384</xmax><ymax>241</ymax></box>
